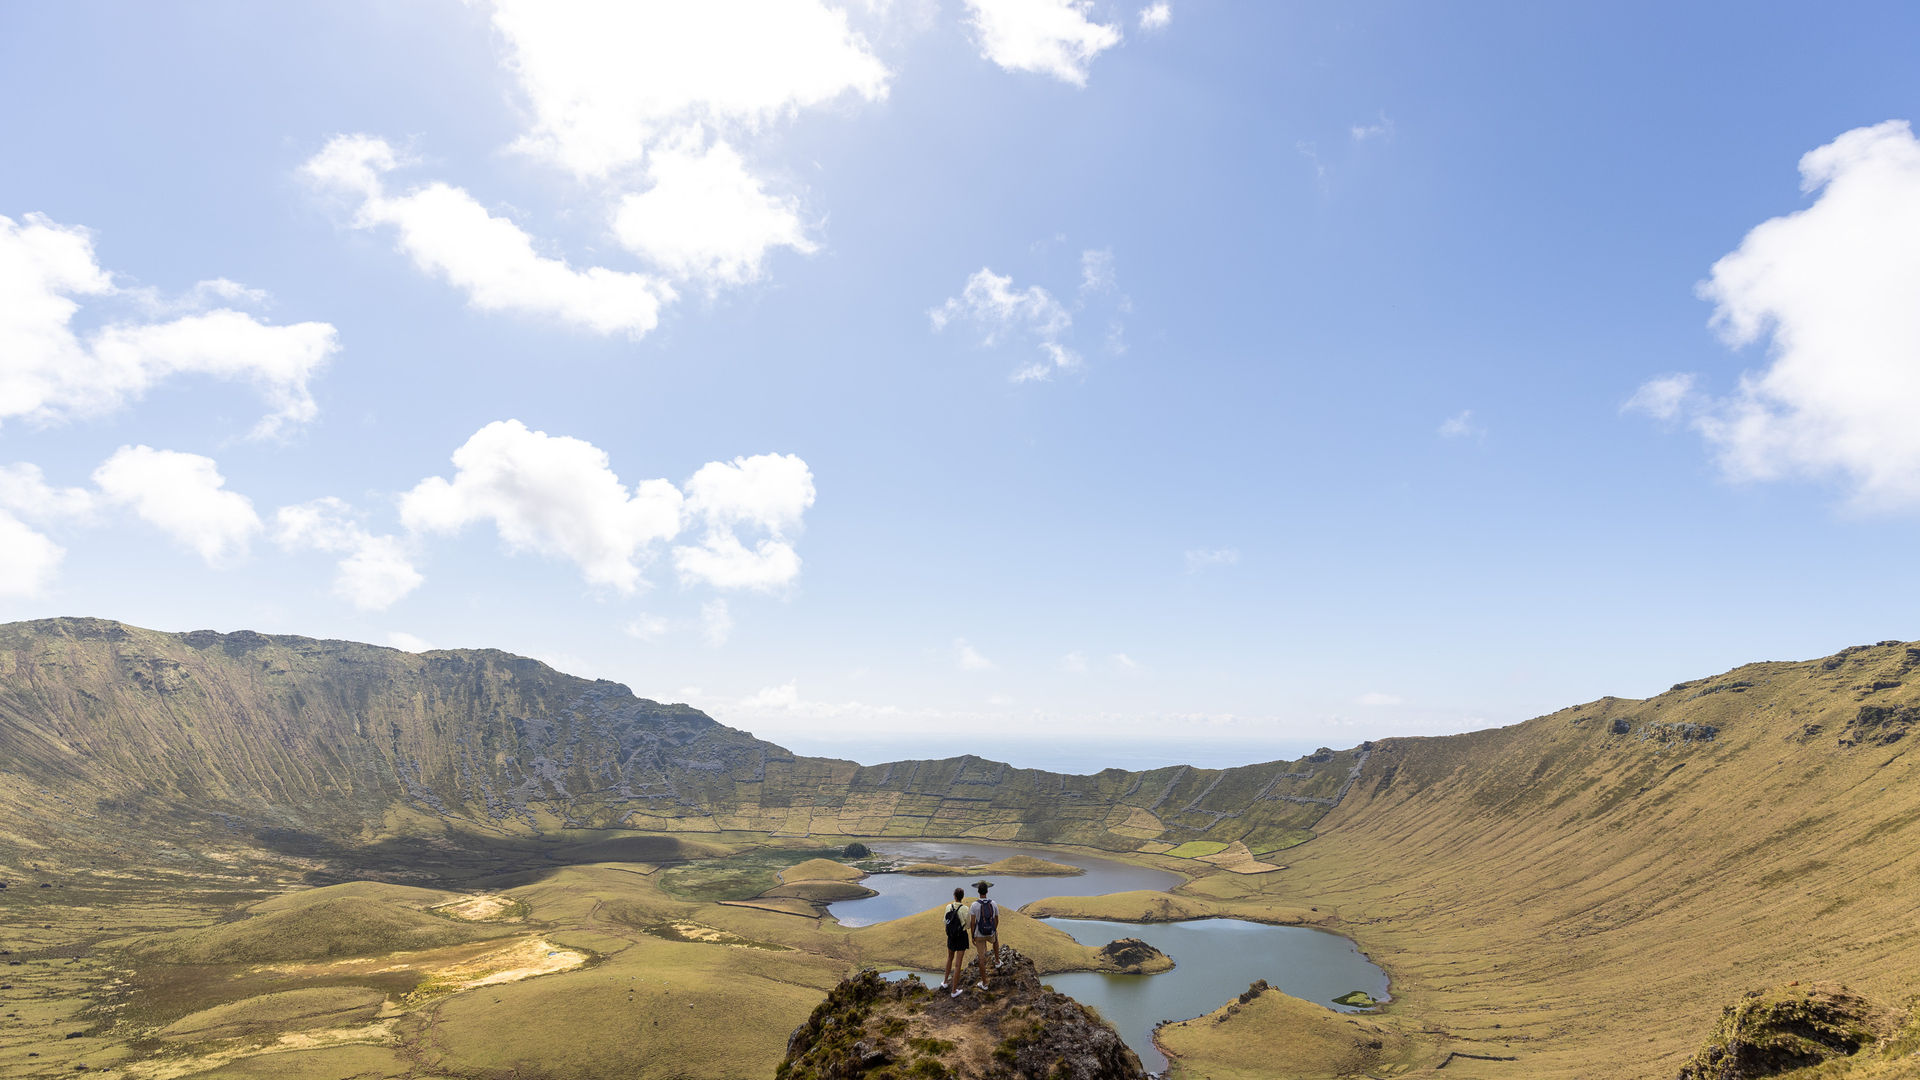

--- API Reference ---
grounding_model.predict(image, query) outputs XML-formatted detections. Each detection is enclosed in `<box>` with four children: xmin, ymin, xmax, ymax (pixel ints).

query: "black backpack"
<box><xmin>975</xmin><ymin>898</ymin><xmax>997</xmax><ymax>936</ymax></box>
<box><xmin>945</xmin><ymin>904</ymin><xmax>963</xmax><ymax>935</ymax></box>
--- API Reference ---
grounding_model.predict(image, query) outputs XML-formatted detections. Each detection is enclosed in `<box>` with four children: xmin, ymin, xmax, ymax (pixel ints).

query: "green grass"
<box><xmin>1163</xmin><ymin>841</ymin><xmax>1231</xmax><ymax>859</ymax></box>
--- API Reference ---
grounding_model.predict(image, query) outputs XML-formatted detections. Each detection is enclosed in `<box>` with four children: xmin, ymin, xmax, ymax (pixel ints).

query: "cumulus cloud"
<box><xmin>0</xmin><ymin>213</ymin><xmax>337</xmax><ymax>438</ymax></box>
<box><xmin>401</xmin><ymin>420</ymin><xmax>685</xmax><ymax>593</ymax></box>
<box><xmin>1183</xmin><ymin>547</ymin><xmax>1239</xmax><ymax>573</ymax></box>
<box><xmin>962</xmin><ymin>0</ymin><xmax>1122</xmax><ymax>86</ymax></box>
<box><xmin>954</xmin><ymin>637</ymin><xmax>994</xmax><ymax>671</ymax></box>
<box><xmin>934</xmin><ymin>266</ymin><xmax>1097</xmax><ymax>383</ymax></box>
<box><xmin>0</xmin><ymin>512</ymin><xmax>64</xmax><ymax>598</ymax></box>
<box><xmin>477</xmin><ymin>0</ymin><xmax>887</xmax><ymax>290</ymax></box>
<box><xmin>1673</xmin><ymin>120</ymin><xmax>1920</xmax><ymax>508</ymax></box>
<box><xmin>612</xmin><ymin>138</ymin><xmax>815</xmax><ymax>287</ymax></box>
<box><xmin>275</xmin><ymin>497</ymin><xmax>423</xmax><ymax>611</ymax></box>
<box><xmin>1138</xmin><ymin>3</ymin><xmax>1171</xmax><ymax>31</ymax></box>
<box><xmin>673</xmin><ymin>453</ymin><xmax>816</xmax><ymax>591</ymax></box>
<box><xmin>386</xmin><ymin>632</ymin><xmax>433</xmax><ymax>653</ymax></box>
<box><xmin>485</xmin><ymin>0</ymin><xmax>889</xmax><ymax>179</ymax></box>
<box><xmin>92</xmin><ymin>446</ymin><xmax>262</xmax><ymax>564</ymax></box>
<box><xmin>303</xmin><ymin>135</ymin><xmax>674</xmax><ymax>338</ymax></box>
<box><xmin>402</xmin><ymin>421</ymin><xmax>815</xmax><ymax>597</ymax></box>
<box><xmin>1438</xmin><ymin>409</ymin><xmax>1485</xmax><ymax>439</ymax></box>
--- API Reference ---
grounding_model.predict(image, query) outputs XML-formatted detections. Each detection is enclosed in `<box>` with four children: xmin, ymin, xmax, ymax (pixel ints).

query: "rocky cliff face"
<box><xmin>0</xmin><ymin>618</ymin><xmax>1355</xmax><ymax>870</ymax></box>
<box><xmin>778</xmin><ymin>949</ymin><xmax>1145</xmax><ymax>1080</ymax></box>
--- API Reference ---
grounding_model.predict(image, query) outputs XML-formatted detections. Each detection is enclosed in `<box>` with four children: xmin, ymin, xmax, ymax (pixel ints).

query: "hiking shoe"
<box><xmin>975</xmin><ymin>981</ymin><xmax>989</xmax><ymax>991</ymax></box>
<box><xmin>950</xmin><ymin>987</ymin><xmax>963</xmax><ymax>998</ymax></box>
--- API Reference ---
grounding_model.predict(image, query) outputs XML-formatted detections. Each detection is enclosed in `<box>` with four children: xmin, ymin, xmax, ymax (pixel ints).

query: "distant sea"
<box><xmin>768</xmin><ymin>736</ymin><xmax>1329</xmax><ymax>775</ymax></box>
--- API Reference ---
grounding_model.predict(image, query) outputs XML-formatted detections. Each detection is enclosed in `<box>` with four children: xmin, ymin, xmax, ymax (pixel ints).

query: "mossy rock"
<box><xmin>1677</xmin><ymin>982</ymin><xmax>1887</xmax><ymax>1080</ymax></box>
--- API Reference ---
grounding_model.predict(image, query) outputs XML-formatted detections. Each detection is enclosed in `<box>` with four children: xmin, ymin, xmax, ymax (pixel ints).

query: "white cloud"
<box><xmin>1678</xmin><ymin>120</ymin><xmax>1920</xmax><ymax>508</ymax></box>
<box><xmin>1110</xmin><ymin>652</ymin><xmax>1138</xmax><ymax>670</ymax></box>
<box><xmin>624</xmin><ymin>613</ymin><xmax>669</xmax><ymax>641</ymax></box>
<box><xmin>612</xmin><ymin>137</ymin><xmax>815</xmax><ymax>286</ymax></box>
<box><xmin>1438</xmin><ymin>409</ymin><xmax>1485</xmax><ymax>440</ymax></box>
<box><xmin>1183</xmin><ymin>547</ymin><xmax>1239</xmax><ymax>573</ymax></box>
<box><xmin>1357</xmin><ymin>692</ymin><xmax>1405</xmax><ymax>707</ymax></box>
<box><xmin>963</xmin><ymin>0</ymin><xmax>1122</xmax><ymax>86</ymax></box>
<box><xmin>92</xmin><ymin>446</ymin><xmax>262</xmax><ymax>565</ymax></box>
<box><xmin>935</xmin><ymin>265</ymin><xmax>1103</xmax><ymax>382</ymax></box>
<box><xmin>0</xmin><ymin>463</ymin><xmax>96</xmax><ymax>523</ymax></box>
<box><xmin>303</xmin><ymin>135</ymin><xmax>674</xmax><ymax>338</ymax></box>
<box><xmin>673</xmin><ymin>453</ymin><xmax>816</xmax><ymax>591</ymax></box>
<box><xmin>954</xmin><ymin>637</ymin><xmax>994</xmax><ymax>671</ymax></box>
<box><xmin>274</xmin><ymin>497</ymin><xmax>423</xmax><ymax>611</ymax></box>
<box><xmin>401</xmin><ymin>419</ymin><xmax>685</xmax><ymax>593</ymax></box>
<box><xmin>1011</xmin><ymin>341</ymin><xmax>1084</xmax><ymax>383</ymax></box>
<box><xmin>931</xmin><ymin>267</ymin><xmax>1071</xmax><ymax>341</ymax></box>
<box><xmin>1138</xmin><ymin>3</ymin><xmax>1171</xmax><ymax>31</ymax></box>
<box><xmin>387</xmin><ymin>631</ymin><xmax>434</xmax><ymax>653</ymax></box>
<box><xmin>742</xmin><ymin>680</ymin><xmax>801</xmax><ymax>709</ymax></box>
<box><xmin>701</xmin><ymin>598</ymin><xmax>734</xmax><ymax>646</ymax></box>
<box><xmin>1622</xmin><ymin>373</ymin><xmax>1699</xmax><ymax>422</ymax></box>
<box><xmin>484</xmin><ymin>0</ymin><xmax>890</xmax><ymax>180</ymax></box>
<box><xmin>1350</xmin><ymin>114</ymin><xmax>1394</xmax><ymax>142</ymax></box>
<box><xmin>0</xmin><ymin>213</ymin><xmax>338</xmax><ymax>438</ymax></box>
<box><xmin>0</xmin><ymin>511</ymin><xmax>65</xmax><ymax>598</ymax></box>
<box><xmin>1061</xmin><ymin>650</ymin><xmax>1089</xmax><ymax>673</ymax></box>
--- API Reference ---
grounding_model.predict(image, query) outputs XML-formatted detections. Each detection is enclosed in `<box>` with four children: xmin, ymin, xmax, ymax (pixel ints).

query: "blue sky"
<box><xmin>3</xmin><ymin>2</ymin><xmax>1919</xmax><ymax>772</ymax></box>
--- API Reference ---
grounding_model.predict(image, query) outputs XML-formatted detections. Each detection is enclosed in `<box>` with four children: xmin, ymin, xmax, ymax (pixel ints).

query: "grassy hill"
<box><xmin>0</xmin><ymin>617</ymin><xmax>1355</xmax><ymax>881</ymax></box>
<box><xmin>1177</xmin><ymin>640</ymin><xmax>1920</xmax><ymax>1077</ymax></box>
<box><xmin>7</xmin><ymin>618</ymin><xmax>1920</xmax><ymax>1077</ymax></box>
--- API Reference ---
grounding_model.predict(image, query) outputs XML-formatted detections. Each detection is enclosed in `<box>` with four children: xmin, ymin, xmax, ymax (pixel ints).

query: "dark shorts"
<box><xmin>946</xmin><ymin>929</ymin><xmax>970</xmax><ymax>952</ymax></box>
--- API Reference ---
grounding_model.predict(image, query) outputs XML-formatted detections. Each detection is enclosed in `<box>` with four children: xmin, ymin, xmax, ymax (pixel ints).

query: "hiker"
<box><xmin>968</xmin><ymin>879</ymin><xmax>999</xmax><ymax>989</ymax></box>
<box><xmin>941</xmin><ymin>886</ymin><xmax>971</xmax><ymax>995</ymax></box>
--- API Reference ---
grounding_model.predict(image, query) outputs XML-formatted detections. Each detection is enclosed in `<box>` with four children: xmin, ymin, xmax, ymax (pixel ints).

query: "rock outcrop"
<box><xmin>1675</xmin><ymin>982</ymin><xmax>1888</xmax><ymax>1079</ymax></box>
<box><xmin>778</xmin><ymin>948</ymin><xmax>1145</xmax><ymax>1080</ymax></box>
<box><xmin>1095</xmin><ymin>937</ymin><xmax>1171</xmax><ymax>975</ymax></box>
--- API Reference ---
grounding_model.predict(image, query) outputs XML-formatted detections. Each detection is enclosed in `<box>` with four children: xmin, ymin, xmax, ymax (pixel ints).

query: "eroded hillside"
<box><xmin>0</xmin><ymin>618</ymin><xmax>1352</xmax><ymax>874</ymax></box>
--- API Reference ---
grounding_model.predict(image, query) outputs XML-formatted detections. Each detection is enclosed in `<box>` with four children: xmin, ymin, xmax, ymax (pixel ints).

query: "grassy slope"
<box><xmin>1173</xmin><ymin>643</ymin><xmax>1920</xmax><ymax>1079</ymax></box>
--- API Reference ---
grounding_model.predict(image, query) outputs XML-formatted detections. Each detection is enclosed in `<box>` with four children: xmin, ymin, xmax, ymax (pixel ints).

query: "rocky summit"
<box><xmin>778</xmin><ymin>948</ymin><xmax>1145</xmax><ymax>1080</ymax></box>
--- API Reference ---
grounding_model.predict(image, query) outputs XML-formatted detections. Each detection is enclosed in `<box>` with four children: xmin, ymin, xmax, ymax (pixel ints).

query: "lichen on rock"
<box><xmin>1675</xmin><ymin>982</ymin><xmax>1886</xmax><ymax>1080</ymax></box>
<box><xmin>778</xmin><ymin>947</ymin><xmax>1145</xmax><ymax>1080</ymax></box>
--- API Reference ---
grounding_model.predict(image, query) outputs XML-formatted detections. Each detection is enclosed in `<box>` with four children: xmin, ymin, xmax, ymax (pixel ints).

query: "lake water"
<box><xmin>828</xmin><ymin>840</ymin><xmax>1183</xmax><ymax>927</ymax></box>
<box><xmin>838</xmin><ymin>843</ymin><xmax>1389</xmax><ymax>1074</ymax></box>
<box><xmin>1044</xmin><ymin>918</ymin><xmax>1390</xmax><ymax>1073</ymax></box>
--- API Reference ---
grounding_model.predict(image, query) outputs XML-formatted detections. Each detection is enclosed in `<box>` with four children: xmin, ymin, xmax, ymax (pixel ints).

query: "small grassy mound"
<box><xmin>1020</xmin><ymin>889</ymin><xmax>1323</xmax><ymax>926</ymax></box>
<box><xmin>1164</xmin><ymin>840</ymin><xmax>1231</xmax><ymax>859</ymax></box>
<box><xmin>161</xmin><ymin>986</ymin><xmax>386</xmax><ymax>1040</ymax></box>
<box><xmin>248</xmin><ymin>880</ymin><xmax>457</xmax><ymax>914</ymax></box>
<box><xmin>140</xmin><ymin>895</ymin><xmax>515</xmax><ymax>964</ymax></box>
<box><xmin>762</xmin><ymin>880</ymin><xmax>877</xmax><ymax>902</ymax></box>
<box><xmin>1158</xmin><ymin>985</ymin><xmax>1418</xmax><ymax>1079</ymax></box>
<box><xmin>777</xmin><ymin>858</ymin><xmax>865</xmax><ymax>884</ymax></box>
<box><xmin>894</xmin><ymin>861</ymin><xmax>970</xmax><ymax>875</ymax></box>
<box><xmin>978</xmin><ymin>855</ymin><xmax>1084</xmax><ymax>876</ymax></box>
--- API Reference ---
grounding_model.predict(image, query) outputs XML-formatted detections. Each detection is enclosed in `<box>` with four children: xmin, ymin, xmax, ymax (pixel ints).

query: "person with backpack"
<box><xmin>941</xmin><ymin>886</ymin><xmax>971</xmax><ymax>995</ymax></box>
<box><xmin>967</xmin><ymin>879</ymin><xmax>1000</xmax><ymax>990</ymax></box>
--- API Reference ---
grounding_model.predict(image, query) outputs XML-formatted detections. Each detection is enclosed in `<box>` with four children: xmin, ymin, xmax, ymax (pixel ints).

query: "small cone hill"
<box><xmin>6</xmin><ymin>618</ymin><xmax>1920</xmax><ymax>1078</ymax></box>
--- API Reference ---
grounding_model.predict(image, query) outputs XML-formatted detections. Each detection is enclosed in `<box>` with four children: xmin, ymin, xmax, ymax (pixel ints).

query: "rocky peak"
<box><xmin>778</xmin><ymin>947</ymin><xmax>1145</xmax><ymax>1080</ymax></box>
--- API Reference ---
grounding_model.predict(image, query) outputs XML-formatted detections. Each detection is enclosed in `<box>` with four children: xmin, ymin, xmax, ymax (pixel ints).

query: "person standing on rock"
<box><xmin>968</xmin><ymin>879</ymin><xmax>1000</xmax><ymax>990</ymax></box>
<box><xmin>941</xmin><ymin>886</ymin><xmax>971</xmax><ymax>995</ymax></box>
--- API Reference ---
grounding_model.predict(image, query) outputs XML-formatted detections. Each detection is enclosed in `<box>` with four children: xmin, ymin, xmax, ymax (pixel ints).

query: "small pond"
<box><xmin>829</xmin><ymin>841</ymin><xmax>1183</xmax><ymax>927</ymax></box>
<box><xmin>839</xmin><ymin>844</ymin><xmax>1388</xmax><ymax>1074</ymax></box>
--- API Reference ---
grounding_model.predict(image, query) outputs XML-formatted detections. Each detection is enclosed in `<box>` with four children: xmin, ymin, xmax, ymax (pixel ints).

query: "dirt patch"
<box><xmin>431</xmin><ymin>894</ymin><xmax>527</xmax><ymax>922</ymax></box>
<box><xmin>404</xmin><ymin>937</ymin><xmax>590</xmax><ymax>1002</ymax></box>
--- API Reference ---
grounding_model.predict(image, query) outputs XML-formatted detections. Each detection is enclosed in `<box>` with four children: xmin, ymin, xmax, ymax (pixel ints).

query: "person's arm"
<box><xmin>967</xmin><ymin>905</ymin><xmax>977</xmax><ymax>933</ymax></box>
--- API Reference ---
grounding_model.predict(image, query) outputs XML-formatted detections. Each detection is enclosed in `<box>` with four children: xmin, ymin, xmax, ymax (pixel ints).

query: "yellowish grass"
<box><xmin>777</xmin><ymin>857</ymin><xmax>865</xmax><ymax>883</ymax></box>
<box><xmin>1157</xmin><ymin>987</ymin><xmax>1428</xmax><ymax>1079</ymax></box>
